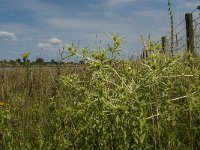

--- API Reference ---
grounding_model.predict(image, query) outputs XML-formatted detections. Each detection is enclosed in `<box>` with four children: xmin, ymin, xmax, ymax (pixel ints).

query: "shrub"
<box><xmin>49</xmin><ymin>35</ymin><xmax>200</xmax><ymax>149</ymax></box>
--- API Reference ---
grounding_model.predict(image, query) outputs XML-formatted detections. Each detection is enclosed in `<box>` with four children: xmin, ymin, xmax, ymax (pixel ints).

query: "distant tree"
<box><xmin>35</xmin><ymin>57</ymin><xmax>44</xmax><ymax>64</ymax></box>
<box><xmin>79</xmin><ymin>60</ymin><xmax>84</xmax><ymax>64</ymax></box>
<box><xmin>9</xmin><ymin>60</ymin><xmax>16</xmax><ymax>65</ymax></box>
<box><xmin>51</xmin><ymin>59</ymin><xmax>57</xmax><ymax>64</ymax></box>
<box><xmin>16</xmin><ymin>58</ymin><xmax>21</xmax><ymax>64</ymax></box>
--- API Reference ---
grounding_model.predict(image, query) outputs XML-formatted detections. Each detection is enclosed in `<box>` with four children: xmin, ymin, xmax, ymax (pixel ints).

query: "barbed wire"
<box><xmin>174</xmin><ymin>19</ymin><xmax>185</xmax><ymax>30</ymax></box>
<box><xmin>140</xmin><ymin>6</ymin><xmax>200</xmax><ymax>57</ymax></box>
<box><xmin>165</xmin><ymin>7</ymin><xmax>199</xmax><ymax>54</ymax></box>
<box><xmin>193</xmin><ymin>15</ymin><xmax>200</xmax><ymax>22</ymax></box>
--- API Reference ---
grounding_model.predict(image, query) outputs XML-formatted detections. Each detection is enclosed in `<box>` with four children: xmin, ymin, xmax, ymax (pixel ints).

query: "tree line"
<box><xmin>0</xmin><ymin>58</ymin><xmax>85</xmax><ymax>66</ymax></box>
<box><xmin>0</xmin><ymin>58</ymin><xmax>58</xmax><ymax>66</ymax></box>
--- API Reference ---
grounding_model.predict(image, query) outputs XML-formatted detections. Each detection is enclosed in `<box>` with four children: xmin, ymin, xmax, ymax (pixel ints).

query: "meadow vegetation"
<box><xmin>0</xmin><ymin>34</ymin><xmax>200</xmax><ymax>149</ymax></box>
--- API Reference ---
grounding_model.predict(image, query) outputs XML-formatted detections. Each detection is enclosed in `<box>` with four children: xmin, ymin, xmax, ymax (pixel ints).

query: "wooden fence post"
<box><xmin>185</xmin><ymin>13</ymin><xmax>195</xmax><ymax>54</ymax></box>
<box><xmin>161</xmin><ymin>36</ymin><xmax>168</xmax><ymax>54</ymax></box>
<box><xmin>145</xmin><ymin>50</ymin><xmax>148</xmax><ymax>58</ymax></box>
<box><xmin>142</xmin><ymin>51</ymin><xmax>145</xmax><ymax>59</ymax></box>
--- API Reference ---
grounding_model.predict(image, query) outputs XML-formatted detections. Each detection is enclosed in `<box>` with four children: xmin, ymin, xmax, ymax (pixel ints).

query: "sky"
<box><xmin>0</xmin><ymin>0</ymin><xmax>199</xmax><ymax>61</ymax></box>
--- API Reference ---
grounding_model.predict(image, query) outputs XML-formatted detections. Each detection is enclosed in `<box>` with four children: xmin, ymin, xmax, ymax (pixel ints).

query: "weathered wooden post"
<box><xmin>161</xmin><ymin>36</ymin><xmax>168</xmax><ymax>54</ymax></box>
<box><xmin>142</xmin><ymin>51</ymin><xmax>145</xmax><ymax>59</ymax></box>
<box><xmin>185</xmin><ymin>13</ymin><xmax>195</xmax><ymax>54</ymax></box>
<box><xmin>140</xmin><ymin>54</ymin><xmax>143</xmax><ymax>59</ymax></box>
<box><xmin>145</xmin><ymin>50</ymin><xmax>148</xmax><ymax>58</ymax></box>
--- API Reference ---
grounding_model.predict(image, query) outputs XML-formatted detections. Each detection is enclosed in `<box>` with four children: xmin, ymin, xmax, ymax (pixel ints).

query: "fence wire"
<box><xmin>194</xmin><ymin>9</ymin><xmax>200</xmax><ymax>54</ymax></box>
<box><xmin>174</xmin><ymin>18</ymin><xmax>186</xmax><ymax>54</ymax></box>
<box><xmin>165</xmin><ymin>8</ymin><xmax>200</xmax><ymax>55</ymax></box>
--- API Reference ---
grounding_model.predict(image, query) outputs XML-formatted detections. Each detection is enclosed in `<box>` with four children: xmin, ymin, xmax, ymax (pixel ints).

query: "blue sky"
<box><xmin>0</xmin><ymin>0</ymin><xmax>199</xmax><ymax>61</ymax></box>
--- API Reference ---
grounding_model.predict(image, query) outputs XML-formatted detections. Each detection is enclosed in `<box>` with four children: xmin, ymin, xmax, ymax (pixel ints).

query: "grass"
<box><xmin>0</xmin><ymin>35</ymin><xmax>200</xmax><ymax>149</ymax></box>
<box><xmin>0</xmin><ymin>64</ymin><xmax>85</xmax><ymax>149</ymax></box>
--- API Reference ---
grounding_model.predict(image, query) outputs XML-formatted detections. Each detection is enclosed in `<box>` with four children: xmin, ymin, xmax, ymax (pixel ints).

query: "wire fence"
<box><xmin>141</xmin><ymin>7</ymin><xmax>200</xmax><ymax>58</ymax></box>
<box><xmin>194</xmin><ymin>9</ymin><xmax>200</xmax><ymax>54</ymax></box>
<box><xmin>165</xmin><ymin>8</ymin><xmax>200</xmax><ymax>55</ymax></box>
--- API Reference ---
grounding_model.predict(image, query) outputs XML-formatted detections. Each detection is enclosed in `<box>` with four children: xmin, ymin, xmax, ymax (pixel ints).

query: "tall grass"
<box><xmin>0</xmin><ymin>65</ymin><xmax>85</xmax><ymax>149</ymax></box>
<box><xmin>0</xmin><ymin>35</ymin><xmax>200</xmax><ymax>149</ymax></box>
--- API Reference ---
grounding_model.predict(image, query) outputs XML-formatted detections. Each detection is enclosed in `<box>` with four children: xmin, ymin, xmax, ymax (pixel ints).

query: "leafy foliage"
<box><xmin>0</xmin><ymin>35</ymin><xmax>200</xmax><ymax>149</ymax></box>
<box><xmin>49</xmin><ymin>35</ymin><xmax>200</xmax><ymax>149</ymax></box>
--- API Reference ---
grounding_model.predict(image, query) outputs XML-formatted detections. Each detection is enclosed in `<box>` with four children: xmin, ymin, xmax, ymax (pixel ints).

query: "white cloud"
<box><xmin>106</xmin><ymin>0</ymin><xmax>136</xmax><ymax>5</ymax></box>
<box><xmin>45</xmin><ymin>18</ymin><xmax>107</xmax><ymax>30</ymax></box>
<box><xmin>88</xmin><ymin>3</ymin><xmax>101</xmax><ymax>9</ymax></box>
<box><xmin>0</xmin><ymin>31</ymin><xmax>17</xmax><ymax>41</ymax></box>
<box><xmin>135</xmin><ymin>9</ymin><xmax>167</xmax><ymax>20</ymax></box>
<box><xmin>37</xmin><ymin>38</ymin><xmax>63</xmax><ymax>50</ymax></box>
<box><xmin>48</xmin><ymin>37</ymin><xmax>62</xmax><ymax>45</ymax></box>
<box><xmin>60</xmin><ymin>43</ymin><xmax>70</xmax><ymax>48</ymax></box>
<box><xmin>37</xmin><ymin>43</ymin><xmax>52</xmax><ymax>48</ymax></box>
<box><xmin>44</xmin><ymin>17</ymin><xmax>137</xmax><ymax>33</ymax></box>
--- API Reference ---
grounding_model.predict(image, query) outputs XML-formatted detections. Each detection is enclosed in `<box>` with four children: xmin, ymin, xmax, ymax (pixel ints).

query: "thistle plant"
<box><xmin>49</xmin><ymin>34</ymin><xmax>200</xmax><ymax>149</ymax></box>
<box><xmin>21</xmin><ymin>52</ymin><xmax>30</xmax><ymax>63</ymax></box>
<box><xmin>168</xmin><ymin>0</ymin><xmax>174</xmax><ymax>56</ymax></box>
<box><xmin>48</xmin><ymin>34</ymin><xmax>148</xmax><ymax>149</ymax></box>
<box><xmin>1</xmin><ymin>34</ymin><xmax>200</xmax><ymax>149</ymax></box>
<box><xmin>141</xmin><ymin>35</ymin><xmax>161</xmax><ymax>58</ymax></box>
